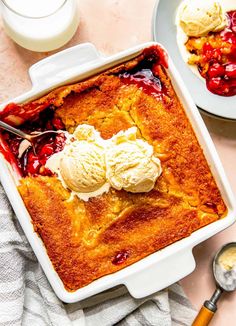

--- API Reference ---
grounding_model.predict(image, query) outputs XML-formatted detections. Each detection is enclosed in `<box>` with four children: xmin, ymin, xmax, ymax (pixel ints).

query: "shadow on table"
<box><xmin>200</xmin><ymin>111</ymin><xmax>236</xmax><ymax>140</ymax></box>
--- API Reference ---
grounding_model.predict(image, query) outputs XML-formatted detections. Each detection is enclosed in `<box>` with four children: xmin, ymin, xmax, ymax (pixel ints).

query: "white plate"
<box><xmin>152</xmin><ymin>0</ymin><xmax>236</xmax><ymax>120</ymax></box>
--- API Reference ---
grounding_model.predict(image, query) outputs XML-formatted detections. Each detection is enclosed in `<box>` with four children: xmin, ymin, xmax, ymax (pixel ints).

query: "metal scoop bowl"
<box><xmin>192</xmin><ymin>242</ymin><xmax>236</xmax><ymax>326</ymax></box>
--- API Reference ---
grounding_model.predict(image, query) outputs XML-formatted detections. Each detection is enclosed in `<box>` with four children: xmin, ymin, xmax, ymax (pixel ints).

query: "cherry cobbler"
<box><xmin>0</xmin><ymin>46</ymin><xmax>227</xmax><ymax>291</ymax></box>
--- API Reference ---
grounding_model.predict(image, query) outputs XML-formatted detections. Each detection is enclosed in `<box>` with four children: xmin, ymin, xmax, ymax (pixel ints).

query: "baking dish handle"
<box><xmin>123</xmin><ymin>248</ymin><xmax>195</xmax><ymax>298</ymax></box>
<box><xmin>28</xmin><ymin>43</ymin><xmax>103</xmax><ymax>88</ymax></box>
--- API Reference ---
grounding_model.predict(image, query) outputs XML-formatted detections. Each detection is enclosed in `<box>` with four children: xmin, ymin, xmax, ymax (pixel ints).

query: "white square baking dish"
<box><xmin>0</xmin><ymin>42</ymin><xmax>235</xmax><ymax>303</ymax></box>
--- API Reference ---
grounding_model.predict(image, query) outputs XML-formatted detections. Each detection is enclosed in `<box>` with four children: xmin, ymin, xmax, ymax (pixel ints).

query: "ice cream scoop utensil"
<box><xmin>0</xmin><ymin>120</ymin><xmax>58</xmax><ymax>146</ymax></box>
<box><xmin>192</xmin><ymin>242</ymin><xmax>236</xmax><ymax>326</ymax></box>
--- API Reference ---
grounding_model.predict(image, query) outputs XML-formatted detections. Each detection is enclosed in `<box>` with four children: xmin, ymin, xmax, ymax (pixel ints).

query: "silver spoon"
<box><xmin>0</xmin><ymin>120</ymin><xmax>59</xmax><ymax>151</ymax></box>
<box><xmin>192</xmin><ymin>242</ymin><xmax>236</xmax><ymax>326</ymax></box>
<box><xmin>0</xmin><ymin>120</ymin><xmax>59</xmax><ymax>143</ymax></box>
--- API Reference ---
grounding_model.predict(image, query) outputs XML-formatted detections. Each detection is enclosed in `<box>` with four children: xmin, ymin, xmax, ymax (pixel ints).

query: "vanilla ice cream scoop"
<box><xmin>178</xmin><ymin>0</ymin><xmax>227</xmax><ymax>37</ymax></box>
<box><xmin>106</xmin><ymin>128</ymin><xmax>162</xmax><ymax>193</ymax></box>
<box><xmin>60</xmin><ymin>141</ymin><xmax>106</xmax><ymax>193</ymax></box>
<box><xmin>46</xmin><ymin>125</ymin><xmax>162</xmax><ymax>200</ymax></box>
<box><xmin>46</xmin><ymin>124</ymin><xmax>109</xmax><ymax>200</ymax></box>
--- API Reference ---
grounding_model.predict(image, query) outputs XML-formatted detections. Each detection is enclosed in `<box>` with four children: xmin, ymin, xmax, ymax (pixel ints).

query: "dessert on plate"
<box><xmin>176</xmin><ymin>0</ymin><xmax>236</xmax><ymax>96</ymax></box>
<box><xmin>0</xmin><ymin>46</ymin><xmax>227</xmax><ymax>291</ymax></box>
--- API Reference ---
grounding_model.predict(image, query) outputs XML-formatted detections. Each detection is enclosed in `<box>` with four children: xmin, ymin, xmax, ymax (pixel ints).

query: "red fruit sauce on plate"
<box><xmin>200</xmin><ymin>11</ymin><xmax>236</xmax><ymax>96</ymax></box>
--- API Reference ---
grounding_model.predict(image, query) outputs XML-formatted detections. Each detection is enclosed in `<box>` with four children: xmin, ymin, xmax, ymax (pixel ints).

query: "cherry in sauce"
<box><xmin>118</xmin><ymin>45</ymin><xmax>168</xmax><ymax>98</ymax></box>
<box><xmin>119</xmin><ymin>69</ymin><xmax>166</xmax><ymax>99</ymax></box>
<box><xmin>112</xmin><ymin>250</ymin><xmax>129</xmax><ymax>265</ymax></box>
<box><xmin>2</xmin><ymin>109</ymin><xmax>66</xmax><ymax>177</ymax></box>
<box><xmin>22</xmin><ymin>132</ymin><xmax>66</xmax><ymax>176</ymax></box>
<box><xmin>199</xmin><ymin>10</ymin><xmax>236</xmax><ymax>96</ymax></box>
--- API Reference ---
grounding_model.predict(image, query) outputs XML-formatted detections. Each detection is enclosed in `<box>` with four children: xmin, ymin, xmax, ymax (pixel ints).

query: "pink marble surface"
<box><xmin>0</xmin><ymin>0</ymin><xmax>236</xmax><ymax>325</ymax></box>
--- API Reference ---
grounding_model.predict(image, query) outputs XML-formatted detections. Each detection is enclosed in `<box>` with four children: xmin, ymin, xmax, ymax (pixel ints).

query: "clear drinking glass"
<box><xmin>1</xmin><ymin>0</ymin><xmax>80</xmax><ymax>52</ymax></box>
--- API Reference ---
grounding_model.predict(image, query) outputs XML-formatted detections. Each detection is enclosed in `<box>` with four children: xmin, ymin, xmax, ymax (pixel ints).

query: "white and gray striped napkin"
<box><xmin>0</xmin><ymin>183</ymin><xmax>197</xmax><ymax>326</ymax></box>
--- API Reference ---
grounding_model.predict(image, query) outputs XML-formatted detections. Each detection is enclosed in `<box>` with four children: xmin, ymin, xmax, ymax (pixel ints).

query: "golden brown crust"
<box><xmin>17</xmin><ymin>49</ymin><xmax>227</xmax><ymax>291</ymax></box>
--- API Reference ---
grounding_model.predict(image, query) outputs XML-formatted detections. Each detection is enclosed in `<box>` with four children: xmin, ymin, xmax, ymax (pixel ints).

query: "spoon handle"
<box><xmin>0</xmin><ymin>120</ymin><xmax>29</xmax><ymax>140</ymax></box>
<box><xmin>192</xmin><ymin>288</ymin><xmax>223</xmax><ymax>326</ymax></box>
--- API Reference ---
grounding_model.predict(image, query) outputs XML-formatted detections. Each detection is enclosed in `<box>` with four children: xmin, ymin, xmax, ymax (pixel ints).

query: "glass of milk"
<box><xmin>1</xmin><ymin>0</ymin><xmax>80</xmax><ymax>52</ymax></box>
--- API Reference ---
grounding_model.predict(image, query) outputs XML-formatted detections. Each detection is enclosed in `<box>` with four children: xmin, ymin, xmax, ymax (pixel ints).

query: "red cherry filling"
<box><xmin>119</xmin><ymin>68</ymin><xmax>166</xmax><ymax>99</ymax></box>
<box><xmin>51</xmin><ymin>117</ymin><xmax>65</xmax><ymax>130</ymax></box>
<box><xmin>207</xmin><ymin>63</ymin><xmax>225</xmax><ymax>78</ymax></box>
<box><xmin>26</xmin><ymin>152</ymin><xmax>41</xmax><ymax>175</ymax></box>
<box><xmin>229</xmin><ymin>10</ymin><xmax>236</xmax><ymax>33</ymax></box>
<box><xmin>225</xmin><ymin>63</ymin><xmax>236</xmax><ymax>78</ymax></box>
<box><xmin>2</xmin><ymin>109</ymin><xmax>66</xmax><ymax>177</ymax></box>
<box><xmin>22</xmin><ymin>132</ymin><xmax>66</xmax><ymax>176</ymax></box>
<box><xmin>204</xmin><ymin>202</ymin><xmax>218</xmax><ymax>214</ymax></box>
<box><xmin>198</xmin><ymin>11</ymin><xmax>236</xmax><ymax>96</ymax></box>
<box><xmin>112</xmin><ymin>250</ymin><xmax>129</xmax><ymax>265</ymax></box>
